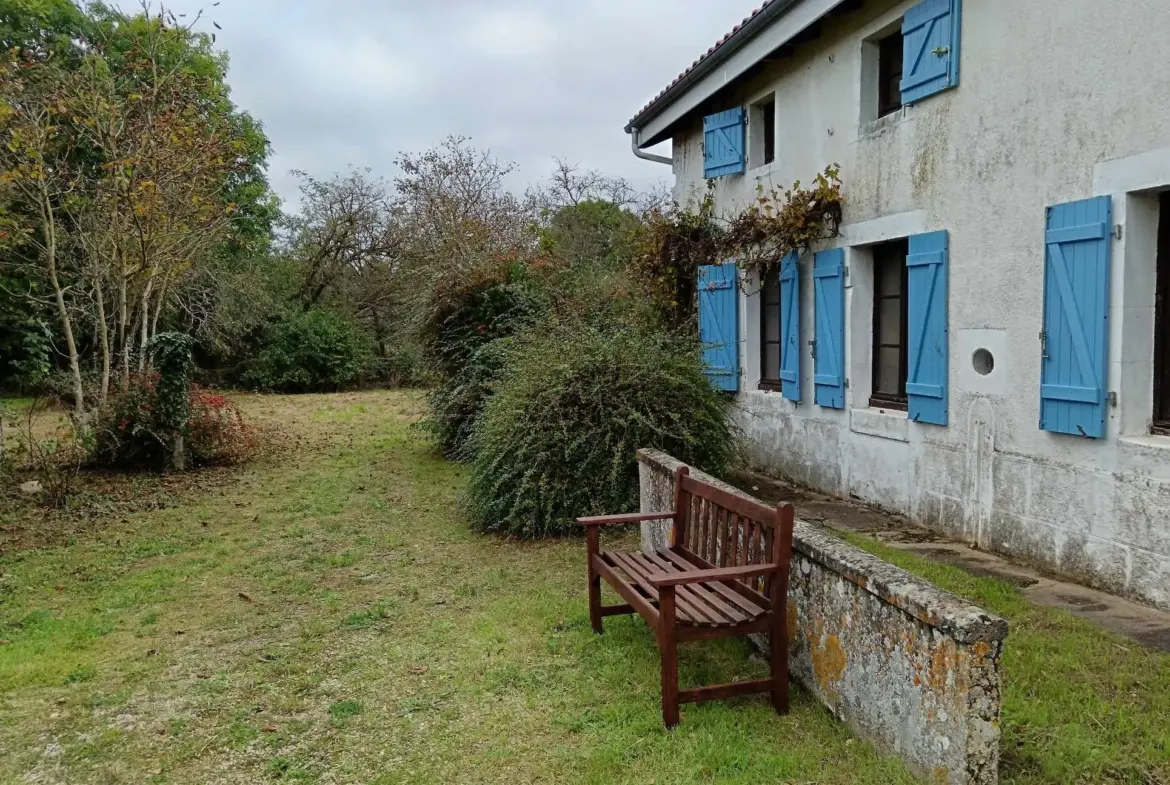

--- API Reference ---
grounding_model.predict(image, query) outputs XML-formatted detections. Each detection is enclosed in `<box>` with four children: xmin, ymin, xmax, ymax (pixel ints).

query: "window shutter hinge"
<box><xmin>1114</xmin><ymin>224</ymin><xmax>1123</xmax><ymax>240</ymax></box>
<box><xmin>1108</xmin><ymin>391</ymin><xmax>1118</xmax><ymax>408</ymax></box>
<box><xmin>932</xmin><ymin>46</ymin><xmax>951</xmax><ymax>57</ymax></box>
<box><xmin>1039</xmin><ymin>329</ymin><xmax>1048</xmax><ymax>360</ymax></box>
<box><xmin>808</xmin><ymin>339</ymin><xmax>816</xmax><ymax>360</ymax></box>
<box><xmin>844</xmin><ymin>378</ymin><xmax>851</xmax><ymax>389</ymax></box>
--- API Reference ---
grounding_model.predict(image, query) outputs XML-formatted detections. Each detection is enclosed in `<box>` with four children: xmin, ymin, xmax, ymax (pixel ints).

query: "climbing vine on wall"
<box><xmin>635</xmin><ymin>164</ymin><xmax>844</xmax><ymax>327</ymax></box>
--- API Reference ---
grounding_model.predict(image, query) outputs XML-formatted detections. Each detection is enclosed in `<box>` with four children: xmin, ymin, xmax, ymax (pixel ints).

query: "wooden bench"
<box><xmin>579</xmin><ymin>465</ymin><xmax>794</xmax><ymax>728</ymax></box>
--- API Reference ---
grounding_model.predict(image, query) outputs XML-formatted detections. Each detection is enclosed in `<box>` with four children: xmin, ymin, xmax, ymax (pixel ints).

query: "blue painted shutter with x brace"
<box><xmin>698</xmin><ymin>262</ymin><xmax>740</xmax><ymax>392</ymax></box>
<box><xmin>813</xmin><ymin>249</ymin><xmax>845</xmax><ymax>409</ymax></box>
<box><xmin>703</xmin><ymin>108</ymin><xmax>746</xmax><ymax>179</ymax></box>
<box><xmin>1040</xmin><ymin>196</ymin><xmax>1112</xmax><ymax>438</ymax></box>
<box><xmin>906</xmin><ymin>231</ymin><xmax>949</xmax><ymax>425</ymax></box>
<box><xmin>779</xmin><ymin>251</ymin><xmax>801</xmax><ymax>402</ymax></box>
<box><xmin>901</xmin><ymin>0</ymin><xmax>961</xmax><ymax>105</ymax></box>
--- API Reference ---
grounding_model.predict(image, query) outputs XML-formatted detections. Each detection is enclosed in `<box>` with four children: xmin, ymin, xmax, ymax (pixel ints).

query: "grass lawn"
<box><xmin>0</xmin><ymin>391</ymin><xmax>1166</xmax><ymax>784</ymax></box>
<box><xmin>0</xmin><ymin>392</ymin><xmax>914</xmax><ymax>785</ymax></box>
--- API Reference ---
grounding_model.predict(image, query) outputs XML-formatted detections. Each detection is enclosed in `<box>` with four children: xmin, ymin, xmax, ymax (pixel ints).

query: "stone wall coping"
<box><xmin>638</xmin><ymin>449</ymin><xmax>1010</xmax><ymax>645</ymax></box>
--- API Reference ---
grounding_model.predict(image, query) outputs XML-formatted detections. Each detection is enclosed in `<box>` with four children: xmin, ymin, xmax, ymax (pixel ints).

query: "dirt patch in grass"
<box><xmin>0</xmin><ymin>391</ymin><xmax>915</xmax><ymax>784</ymax></box>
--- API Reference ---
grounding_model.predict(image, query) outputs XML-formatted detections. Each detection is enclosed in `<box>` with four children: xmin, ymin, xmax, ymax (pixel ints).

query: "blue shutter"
<box><xmin>779</xmin><ymin>251</ymin><xmax>801</xmax><ymax>402</ymax></box>
<box><xmin>699</xmin><ymin>262</ymin><xmax>740</xmax><ymax>392</ymax></box>
<box><xmin>906</xmin><ymin>231</ymin><xmax>949</xmax><ymax>425</ymax></box>
<box><xmin>813</xmin><ymin>249</ymin><xmax>845</xmax><ymax>409</ymax></box>
<box><xmin>1040</xmin><ymin>197</ymin><xmax>1112</xmax><ymax>438</ymax></box>
<box><xmin>901</xmin><ymin>0</ymin><xmax>961</xmax><ymax>105</ymax></box>
<box><xmin>703</xmin><ymin>108</ymin><xmax>746</xmax><ymax>179</ymax></box>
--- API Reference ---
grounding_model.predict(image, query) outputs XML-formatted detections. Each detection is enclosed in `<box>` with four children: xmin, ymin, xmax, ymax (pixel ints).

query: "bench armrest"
<box><xmin>577</xmin><ymin>512</ymin><xmax>675</xmax><ymax>527</ymax></box>
<box><xmin>648</xmin><ymin>563</ymin><xmax>779</xmax><ymax>588</ymax></box>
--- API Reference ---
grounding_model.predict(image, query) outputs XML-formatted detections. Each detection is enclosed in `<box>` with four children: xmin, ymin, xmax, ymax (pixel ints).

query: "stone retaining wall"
<box><xmin>638</xmin><ymin>449</ymin><xmax>1009</xmax><ymax>785</ymax></box>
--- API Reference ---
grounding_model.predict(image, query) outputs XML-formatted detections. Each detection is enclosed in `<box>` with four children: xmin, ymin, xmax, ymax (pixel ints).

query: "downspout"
<box><xmin>629</xmin><ymin>127</ymin><xmax>672</xmax><ymax>166</ymax></box>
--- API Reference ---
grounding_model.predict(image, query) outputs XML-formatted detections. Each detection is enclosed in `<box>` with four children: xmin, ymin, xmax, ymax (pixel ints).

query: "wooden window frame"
<box><xmin>1154</xmin><ymin>192</ymin><xmax>1170</xmax><ymax>434</ymax></box>
<box><xmin>877</xmin><ymin>31</ymin><xmax>904</xmax><ymax>118</ymax></box>
<box><xmin>870</xmin><ymin>240</ymin><xmax>909</xmax><ymax>411</ymax></box>
<box><xmin>760</xmin><ymin>265</ymin><xmax>782</xmax><ymax>391</ymax></box>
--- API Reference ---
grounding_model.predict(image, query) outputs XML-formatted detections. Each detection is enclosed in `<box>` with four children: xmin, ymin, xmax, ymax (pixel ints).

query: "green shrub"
<box><xmin>244</xmin><ymin>310</ymin><xmax>371</xmax><ymax>393</ymax></box>
<box><xmin>421</xmin><ymin>264</ymin><xmax>544</xmax><ymax>457</ymax></box>
<box><xmin>424</xmin><ymin>267</ymin><xmax>543</xmax><ymax>378</ymax></box>
<box><xmin>463</xmin><ymin>319</ymin><xmax>738</xmax><ymax>538</ymax></box>
<box><xmin>425</xmin><ymin>337</ymin><xmax>512</xmax><ymax>459</ymax></box>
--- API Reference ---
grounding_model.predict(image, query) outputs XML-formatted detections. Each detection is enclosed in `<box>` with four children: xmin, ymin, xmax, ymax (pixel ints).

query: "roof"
<box><xmin>625</xmin><ymin>0</ymin><xmax>799</xmax><ymax>135</ymax></box>
<box><xmin>627</xmin><ymin>0</ymin><xmax>852</xmax><ymax>142</ymax></box>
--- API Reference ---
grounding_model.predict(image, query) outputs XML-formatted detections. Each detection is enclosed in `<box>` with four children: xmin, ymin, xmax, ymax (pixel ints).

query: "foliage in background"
<box><xmin>425</xmin><ymin>338</ymin><xmax>514</xmax><ymax>459</ymax></box>
<box><xmin>242</xmin><ymin>309</ymin><xmax>372</xmax><ymax>393</ymax></box>
<box><xmin>463</xmin><ymin>318</ymin><xmax>739</xmax><ymax>538</ymax></box>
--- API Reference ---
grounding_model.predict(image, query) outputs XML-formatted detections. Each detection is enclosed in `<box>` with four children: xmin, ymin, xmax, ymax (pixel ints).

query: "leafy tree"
<box><xmin>0</xmin><ymin>2</ymin><xmax>276</xmax><ymax>412</ymax></box>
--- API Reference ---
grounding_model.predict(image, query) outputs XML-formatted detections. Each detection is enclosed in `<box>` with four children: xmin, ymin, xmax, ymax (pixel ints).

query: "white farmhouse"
<box><xmin>625</xmin><ymin>0</ymin><xmax>1170</xmax><ymax>610</ymax></box>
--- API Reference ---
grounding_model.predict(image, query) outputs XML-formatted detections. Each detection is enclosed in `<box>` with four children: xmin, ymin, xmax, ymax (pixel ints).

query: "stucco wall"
<box><xmin>638</xmin><ymin>449</ymin><xmax>1008</xmax><ymax>785</ymax></box>
<box><xmin>668</xmin><ymin>0</ymin><xmax>1170</xmax><ymax>608</ymax></box>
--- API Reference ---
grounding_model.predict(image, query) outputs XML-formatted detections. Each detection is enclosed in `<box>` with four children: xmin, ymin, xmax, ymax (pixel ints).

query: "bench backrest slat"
<box><xmin>671</xmin><ymin>467</ymin><xmax>794</xmax><ymax>595</ymax></box>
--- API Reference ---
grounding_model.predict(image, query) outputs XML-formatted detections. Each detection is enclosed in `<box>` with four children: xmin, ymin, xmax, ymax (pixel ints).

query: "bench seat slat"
<box><xmin>608</xmin><ymin>550</ymin><xmax>731</xmax><ymax>627</ymax></box>
<box><xmin>640</xmin><ymin>550</ymin><xmax>749</xmax><ymax>625</ymax></box>
<box><xmin>600</xmin><ymin>549</ymin><xmax>764</xmax><ymax>627</ymax></box>
<box><xmin>603</xmin><ymin>551</ymin><xmax>706</xmax><ymax>626</ymax></box>
<box><xmin>659</xmin><ymin>548</ymin><xmax>769</xmax><ymax>617</ymax></box>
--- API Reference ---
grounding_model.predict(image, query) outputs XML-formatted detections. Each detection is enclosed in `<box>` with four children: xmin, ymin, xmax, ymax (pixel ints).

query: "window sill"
<box><xmin>858</xmin><ymin>107</ymin><xmax>914</xmax><ymax>139</ymax></box>
<box><xmin>850</xmin><ymin>407</ymin><xmax>910</xmax><ymax>443</ymax></box>
<box><xmin>1119</xmin><ymin>433</ymin><xmax>1170</xmax><ymax>452</ymax></box>
<box><xmin>751</xmin><ymin>161</ymin><xmax>785</xmax><ymax>182</ymax></box>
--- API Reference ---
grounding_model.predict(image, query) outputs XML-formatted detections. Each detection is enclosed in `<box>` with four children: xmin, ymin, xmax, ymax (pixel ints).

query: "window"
<box><xmin>760</xmin><ymin>264</ymin><xmax>782</xmax><ymax>390</ymax></box>
<box><xmin>871</xmin><ymin>240</ymin><xmax>909</xmax><ymax>409</ymax></box>
<box><xmin>762</xmin><ymin>98</ymin><xmax>776</xmax><ymax>165</ymax></box>
<box><xmin>749</xmin><ymin>96</ymin><xmax>776</xmax><ymax>168</ymax></box>
<box><xmin>877</xmin><ymin>31</ymin><xmax>903</xmax><ymax>117</ymax></box>
<box><xmin>1154</xmin><ymin>193</ymin><xmax>1170</xmax><ymax>433</ymax></box>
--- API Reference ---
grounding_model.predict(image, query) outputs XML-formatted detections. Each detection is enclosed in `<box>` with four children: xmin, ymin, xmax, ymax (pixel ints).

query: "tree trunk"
<box><xmin>117</xmin><ymin>268</ymin><xmax>130</xmax><ymax>392</ymax></box>
<box><xmin>150</xmin><ymin>274</ymin><xmax>169</xmax><ymax>341</ymax></box>
<box><xmin>171</xmin><ymin>430</ymin><xmax>185</xmax><ymax>472</ymax></box>
<box><xmin>138</xmin><ymin>276</ymin><xmax>154</xmax><ymax>371</ymax></box>
<box><xmin>93</xmin><ymin>271</ymin><xmax>111</xmax><ymax>405</ymax></box>
<box><xmin>40</xmin><ymin>188</ymin><xmax>84</xmax><ymax>416</ymax></box>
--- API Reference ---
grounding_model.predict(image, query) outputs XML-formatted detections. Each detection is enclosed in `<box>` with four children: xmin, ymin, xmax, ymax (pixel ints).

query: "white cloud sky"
<box><xmin>160</xmin><ymin>0</ymin><xmax>763</xmax><ymax>206</ymax></box>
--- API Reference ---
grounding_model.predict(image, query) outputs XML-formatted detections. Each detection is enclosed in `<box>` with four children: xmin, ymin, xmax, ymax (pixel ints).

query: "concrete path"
<box><xmin>733</xmin><ymin>470</ymin><xmax>1170</xmax><ymax>653</ymax></box>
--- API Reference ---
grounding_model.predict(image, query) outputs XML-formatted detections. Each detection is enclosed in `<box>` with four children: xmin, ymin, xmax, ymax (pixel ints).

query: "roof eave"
<box><xmin>626</xmin><ymin>0</ymin><xmax>847</xmax><ymax>147</ymax></box>
<box><xmin>625</xmin><ymin>0</ymin><xmax>801</xmax><ymax>136</ymax></box>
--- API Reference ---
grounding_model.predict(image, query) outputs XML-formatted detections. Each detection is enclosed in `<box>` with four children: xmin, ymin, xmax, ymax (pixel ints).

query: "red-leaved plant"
<box><xmin>91</xmin><ymin>374</ymin><xmax>258</xmax><ymax>470</ymax></box>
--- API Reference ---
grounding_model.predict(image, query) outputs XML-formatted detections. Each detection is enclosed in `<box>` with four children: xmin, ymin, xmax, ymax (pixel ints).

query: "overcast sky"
<box><xmin>160</xmin><ymin>0</ymin><xmax>762</xmax><ymax>206</ymax></box>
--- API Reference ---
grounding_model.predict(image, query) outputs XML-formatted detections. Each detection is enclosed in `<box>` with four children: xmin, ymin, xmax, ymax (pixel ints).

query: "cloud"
<box><xmin>160</xmin><ymin>0</ymin><xmax>763</xmax><ymax>205</ymax></box>
<box><xmin>462</xmin><ymin>8</ymin><xmax>558</xmax><ymax>58</ymax></box>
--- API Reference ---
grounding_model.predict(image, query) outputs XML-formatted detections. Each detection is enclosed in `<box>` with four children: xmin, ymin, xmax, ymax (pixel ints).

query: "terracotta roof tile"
<box><xmin>628</xmin><ymin>1</ymin><xmax>777</xmax><ymax>129</ymax></box>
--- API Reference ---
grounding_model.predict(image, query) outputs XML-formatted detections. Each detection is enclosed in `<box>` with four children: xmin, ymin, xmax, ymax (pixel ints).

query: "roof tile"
<box><xmin>631</xmin><ymin>1</ymin><xmax>777</xmax><ymax>123</ymax></box>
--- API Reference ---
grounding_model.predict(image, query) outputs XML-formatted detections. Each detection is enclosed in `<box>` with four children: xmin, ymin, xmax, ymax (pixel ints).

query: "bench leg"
<box><xmin>587</xmin><ymin>529</ymin><xmax>603</xmax><ymax>634</ymax></box>
<box><xmin>659</xmin><ymin>587</ymin><xmax>680</xmax><ymax>728</ymax></box>
<box><xmin>770</xmin><ymin>607</ymin><xmax>789</xmax><ymax>715</ymax></box>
